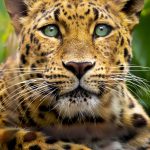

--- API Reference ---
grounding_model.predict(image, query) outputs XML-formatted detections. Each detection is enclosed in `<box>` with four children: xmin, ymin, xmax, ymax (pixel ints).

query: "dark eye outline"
<box><xmin>39</xmin><ymin>24</ymin><xmax>62</xmax><ymax>39</ymax></box>
<box><xmin>93</xmin><ymin>24</ymin><xmax>113</xmax><ymax>38</ymax></box>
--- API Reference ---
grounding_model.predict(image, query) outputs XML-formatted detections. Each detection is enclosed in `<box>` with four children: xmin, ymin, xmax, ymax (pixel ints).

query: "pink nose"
<box><xmin>63</xmin><ymin>61</ymin><xmax>95</xmax><ymax>79</ymax></box>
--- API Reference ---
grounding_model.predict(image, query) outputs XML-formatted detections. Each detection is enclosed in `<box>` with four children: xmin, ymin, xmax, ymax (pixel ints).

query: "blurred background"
<box><xmin>0</xmin><ymin>0</ymin><xmax>150</xmax><ymax>112</ymax></box>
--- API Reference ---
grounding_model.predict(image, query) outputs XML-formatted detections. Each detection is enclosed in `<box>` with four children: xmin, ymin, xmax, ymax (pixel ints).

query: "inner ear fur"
<box><xmin>4</xmin><ymin>0</ymin><xmax>27</xmax><ymax>34</ymax></box>
<box><xmin>121</xmin><ymin>0</ymin><xmax>144</xmax><ymax>16</ymax></box>
<box><xmin>108</xmin><ymin>0</ymin><xmax>144</xmax><ymax>29</ymax></box>
<box><xmin>112</xmin><ymin>0</ymin><xmax>144</xmax><ymax>17</ymax></box>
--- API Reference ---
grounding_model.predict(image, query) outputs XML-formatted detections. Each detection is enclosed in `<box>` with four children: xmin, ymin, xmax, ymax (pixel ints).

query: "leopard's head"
<box><xmin>5</xmin><ymin>0</ymin><xmax>144</xmax><ymax>118</ymax></box>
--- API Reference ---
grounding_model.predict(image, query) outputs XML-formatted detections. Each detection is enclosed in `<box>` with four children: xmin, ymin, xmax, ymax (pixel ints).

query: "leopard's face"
<box><xmin>17</xmin><ymin>0</ymin><xmax>141</xmax><ymax>118</ymax></box>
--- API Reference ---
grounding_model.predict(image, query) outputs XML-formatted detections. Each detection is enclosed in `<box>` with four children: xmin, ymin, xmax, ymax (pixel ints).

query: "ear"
<box><xmin>109</xmin><ymin>0</ymin><xmax>144</xmax><ymax>28</ymax></box>
<box><xmin>120</xmin><ymin>0</ymin><xmax>144</xmax><ymax>16</ymax></box>
<box><xmin>4</xmin><ymin>0</ymin><xmax>28</xmax><ymax>34</ymax></box>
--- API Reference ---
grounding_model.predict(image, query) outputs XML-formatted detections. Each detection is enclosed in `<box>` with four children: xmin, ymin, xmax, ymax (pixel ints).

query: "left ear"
<box><xmin>109</xmin><ymin>0</ymin><xmax>144</xmax><ymax>29</ymax></box>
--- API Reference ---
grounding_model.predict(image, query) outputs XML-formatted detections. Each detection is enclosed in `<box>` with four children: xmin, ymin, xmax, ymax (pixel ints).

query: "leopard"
<box><xmin>0</xmin><ymin>0</ymin><xmax>150</xmax><ymax>149</ymax></box>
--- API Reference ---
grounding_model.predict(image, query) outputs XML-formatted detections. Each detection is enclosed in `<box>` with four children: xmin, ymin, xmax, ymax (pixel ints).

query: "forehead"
<box><xmin>39</xmin><ymin>0</ymin><xmax>107</xmax><ymax>12</ymax></box>
<box><xmin>29</xmin><ymin>0</ymin><xmax>119</xmax><ymax>32</ymax></box>
<box><xmin>43</xmin><ymin>0</ymin><xmax>106</xmax><ymax>6</ymax></box>
<box><xmin>35</xmin><ymin>0</ymin><xmax>113</xmax><ymax>23</ymax></box>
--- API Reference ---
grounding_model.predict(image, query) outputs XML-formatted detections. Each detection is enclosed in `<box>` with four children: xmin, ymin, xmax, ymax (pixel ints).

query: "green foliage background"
<box><xmin>0</xmin><ymin>0</ymin><xmax>150</xmax><ymax>111</ymax></box>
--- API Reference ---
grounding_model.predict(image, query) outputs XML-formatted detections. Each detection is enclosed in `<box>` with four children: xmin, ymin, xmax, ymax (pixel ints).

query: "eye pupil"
<box><xmin>100</xmin><ymin>27</ymin><xmax>104</xmax><ymax>31</ymax></box>
<box><xmin>94</xmin><ymin>24</ymin><xmax>112</xmax><ymax>38</ymax></box>
<box><xmin>41</xmin><ymin>25</ymin><xmax>60</xmax><ymax>38</ymax></box>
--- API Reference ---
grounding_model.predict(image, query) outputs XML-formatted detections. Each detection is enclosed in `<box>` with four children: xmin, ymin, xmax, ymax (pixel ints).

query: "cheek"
<box><xmin>39</xmin><ymin>40</ymin><xmax>60</xmax><ymax>55</ymax></box>
<box><xmin>94</xmin><ymin>38</ymin><xmax>118</xmax><ymax>59</ymax></box>
<box><xmin>23</xmin><ymin>34</ymin><xmax>60</xmax><ymax>57</ymax></box>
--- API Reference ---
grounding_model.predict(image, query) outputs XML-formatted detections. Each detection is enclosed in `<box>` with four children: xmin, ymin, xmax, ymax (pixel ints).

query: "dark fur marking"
<box><xmin>127</xmin><ymin>38</ymin><xmax>131</xmax><ymax>45</ymax></box>
<box><xmin>54</xmin><ymin>8</ymin><xmax>60</xmax><ymax>21</ymax></box>
<box><xmin>101</xmin><ymin>13</ymin><xmax>104</xmax><ymax>18</ymax></box>
<box><xmin>0</xmin><ymin>95</ymin><xmax>5</xmax><ymax>106</ymax></box>
<box><xmin>79</xmin><ymin>15</ymin><xmax>85</xmax><ymax>19</ymax></box>
<box><xmin>45</xmin><ymin>74</ymin><xmax>69</xmax><ymax>79</ymax></box>
<box><xmin>19</xmin><ymin>116</ymin><xmax>26</xmax><ymax>124</ymax></box>
<box><xmin>129</xmin><ymin>98</ymin><xmax>135</xmax><ymax>109</ymax></box>
<box><xmin>85</xmin><ymin>9</ymin><xmax>90</xmax><ymax>15</ymax></box>
<box><xmin>7</xmin><ymin>138</ymin><xmax>17</xmax><ymax>150</ymax></box>
<box><xmin>60</xmin><ymin>115</ymin><xmax>105</xmax><ymax>125</ymax></box>
<box><xmin>33</xmin><ymin>37</ymin><xmax>39</xmax><ymax>44</ymax></box>
<box><xmin>98</xmin><ymin>83</ymin><xmax>105</xmax><ymax>97</ymax></box>
<box><xmin>91</xmin><ymin>137</ymin><xmax>100</xmax><ymax>142</ymax></box>
<box><xmin>26</xmin><ymin>110</ymin><xmax>37</xmax><ymax>126</ymax></box>
<box><xmin>31</xmin><ymin>64</ymin><xmax>36</xmax><ymax>70</ymax></box>
<box><xmin>119</xmin><ymin>131</ymin><xmax>136</xmax><ymax>143</ymax></box>
<box><xmin>41</xmin><ymin>52</ymin><xmax>48</xmax><ymax>56</ymax></box>
<box><xmin>30</xmin><ymin>33</ymin><xmax>34</xmax><ymax>42</ymax></box>
<box><xmin>36</xmin><ymin>59</ymin><xmax>46</xmax><ymax>64</ymax></box>
<box><xmin>121</xmin><ymin>38</ymin><xmax>124</xmax><ymax>46</ymax></box>
<box><xmin>55</xmin><ymin>3</ymin><xmax>61</xmax><ymax>7</ymax></box>
<box><xmin>38</xmin><ymin>44</ymin><xmax>41</xmax><ymax>50</ymax></box>
<box><xmin>39</xmin><ymin>105</ymin><xmax>49</xmax><ymax>112</ymax></box>
<box><xmin>41</xmin><ymin>8</ymin><xmax>46</xmax><ymax>13</ymax></box>
<box><xmin>93</xmin><ymin>8</ymin><xmax>99</xmax><ymax>20</ymax></box>
<box><xmin>120</xmin><ymin>65</ymin><xmax>124</xmax><ymax>70</ymax></box>
<box><xmin>45</xmin><ymin>137</ymin><xmax>58</xmax><ymax>144</ymax></box>
<box><xmin>129</xmin><ymin>103</ymin><xmax>135</xmax><ymax>109</ymax></box>
<box><xmin>110</xmin><ymin>114</ymin><xmax>116</xmax><ymax>123</ymax></box>
<box><xmin>36</xmin><ymin>73</ymin><xmax>43</xmax><ymax>78</ymax></box>
<box><xmin>18</xmin><ymin>144</ymin><xmax>23</xmax><ymax>149</ymax></box>
<box><xmin>63</xmin><ymin>144</ymin><xmax>71</xmax><ymax>150</ymax></box>
<box><xmin>89</xmin><ymin>2</ymin><xmax>96</xmax><ymax>5</ymax></box>
<box><xmin>67</xmin><ymin>4</ymin><xmax>72</xmax><ymax>8</ymax></box>
<box><xmin>20</xmin><ymin>101</ymin><xmax>37</xmax><ymax>126</ymax></box>
<box><xmin>21</xmin><ymin>54</ymin><xmax>27</xmax><ymax>64</ymax></box>
<box><xmin>24</xmin><ymin>132</ymin><xmax>37</xmax><ymax>142</ymax></box>
<box><xmin>68</xmin><ymin>16</ymin><xmax>72</xmax><ymax>20</ymax></box>
<box><xmin>26</xmin><ymin>44</ymin><xmax>30</xmax><ymax>55</ymax></box>
<box><xmin>64</xmin><ymin>12</ymin><xmax>67</xmax><ymax>16</ymax></box>
<box><xmin>80</xmin><ymin>3</ymin><xmax>85</xmax><ymax>7</ymax></box>
<box><xmin>132</xmin><ymin>114</ymin><xmax>147</xmax><ymax>128</ymax></box>
<box><xmin>38</xmin><ymin>113</ymin><xmax>45</xmax><ymax>119</ymax></box>
<box><xmin>122</xmin><ymin>0</ymin><xmax>139</xmax><ymax>15</ymax></box>
<box><xmin>29</xmin><ymin>145</ymin><xmax>41</xmax><ymax>150</ymax></box>
<box><xmin>124</xmin><ymin>48</ymin><xmax>129</xmax><ymax>58</ymax></box>
<box><xmin>120</xmin><ymin>109</ymin><xmax>124</xmax><ymax>119</ymax></box>
<box><xmin>33</xmin><ymin>25</ymin><xmax>37</xmax><ymax>30</ymax></box>
<box><xmin>22</xmin><ymin>35</ymin><xmax>25</xmax><ymax>44</ymax></box>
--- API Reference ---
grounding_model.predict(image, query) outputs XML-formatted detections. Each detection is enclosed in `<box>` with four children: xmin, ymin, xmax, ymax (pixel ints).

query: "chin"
<box><xmin>55</xmin><ymin>89</ymin><xmax>101</xmax><ymax>118</ymax></box>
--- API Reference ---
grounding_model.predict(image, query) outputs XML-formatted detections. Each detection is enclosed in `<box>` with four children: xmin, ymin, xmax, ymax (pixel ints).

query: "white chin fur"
<box><xmin>56</xmin><ymin>95</ymin><xmax>100</xmax><ymax>117</ymax></box>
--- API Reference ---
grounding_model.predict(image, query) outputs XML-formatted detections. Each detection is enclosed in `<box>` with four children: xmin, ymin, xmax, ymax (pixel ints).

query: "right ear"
<box><xmin>4</xmin><ymin>0</ymin><xmax>28</xmax><ymax>34</ymax></box>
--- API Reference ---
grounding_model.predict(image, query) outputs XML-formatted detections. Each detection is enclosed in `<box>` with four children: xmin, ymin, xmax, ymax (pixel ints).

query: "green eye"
<box><xmin>94</xmin><ymin>24</ymin><xmax>112</xmax><ymax>38</ymax></box>
<box><xmin>41</xmin><ymin>25</ymin><xmax>60</xmax><ymax>37</ymax></box>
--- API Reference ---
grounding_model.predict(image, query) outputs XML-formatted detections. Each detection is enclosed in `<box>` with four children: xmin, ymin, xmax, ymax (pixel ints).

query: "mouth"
<box><xmin>29</xmin><ymin>81</ymin><xmax>105</xmax><ymax>123</ymax></box>
<box><xmin>28</xmin><ymin>79</ymin><xmax>105</xmax><ymax>102</ymax></box>
<box><xmin>59</xmin><ymin>85</ymin><xmax>104</xmax><ymax>101</ymax></box>
<box><xmin>54</xmin><ymin>85</ymin><xmax>104</xmax><ymax>120</ymax></box>
<box><xmin>59</xmin><ymin>86</ymin><xmax>94</xmax><ymax>101</ymax></box>
<box><xmin>56</xmin><ymin>87</ymin><xmax>105</xmax><ymax>125</ymax></box>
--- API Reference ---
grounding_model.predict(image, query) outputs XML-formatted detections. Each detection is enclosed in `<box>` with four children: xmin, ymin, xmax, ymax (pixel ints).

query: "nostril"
<box><xmin>63</xmin><ymin>61</ymin><xmax>95</xmax><ymax>79</ymax></box>
<box><xmin>83</xmin><ymin>62</ymin><xmax>95</xmax><ymax>73</ymax></box>
<box><xmin>63</xmin><ymin>62</ymin><xmax>77</xmax><ymax>75</ymax></box>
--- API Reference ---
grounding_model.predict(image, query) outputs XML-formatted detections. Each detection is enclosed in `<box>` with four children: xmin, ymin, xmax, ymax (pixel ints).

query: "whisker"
<box><xmin>3</xmin><ymin>79</ymin><xmax>50</xmax><ymax>108</ymax></box>
<box><xmin>33</xmin><ymin>87</ymin><xmax>58</xmax><ymax>113</ymax></box>
<box><xmin>16</xmin><ymin>83</ymin><xmax>54</xmax><ymax>123</ymax></box>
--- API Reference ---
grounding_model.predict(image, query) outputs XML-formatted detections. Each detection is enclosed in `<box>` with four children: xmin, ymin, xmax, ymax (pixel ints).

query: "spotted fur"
<box><xmin>0</xmin><ymin>0</ymin><xmax>150</xmax><ymax>149</ymax></box>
